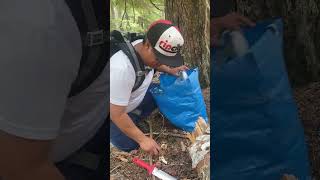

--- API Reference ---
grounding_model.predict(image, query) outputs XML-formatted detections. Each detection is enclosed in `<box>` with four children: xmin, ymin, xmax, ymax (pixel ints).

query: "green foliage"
<box><xmin>110</xmin><ymin>0</ymin><xmax>164</xmax><ymax>33</ymax></box>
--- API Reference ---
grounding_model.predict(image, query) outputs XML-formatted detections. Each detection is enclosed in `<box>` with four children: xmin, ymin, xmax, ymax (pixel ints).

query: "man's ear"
<box><xmin>143</xmin><ymin>39</ymin><xmax>152</xmax><ymax>49</ymax></box>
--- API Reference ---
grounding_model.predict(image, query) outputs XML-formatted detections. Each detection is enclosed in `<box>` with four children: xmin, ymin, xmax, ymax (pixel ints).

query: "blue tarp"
<box><xmin>150</xmin><ymin>68</ymin><xmax>208</xmax><ymax>132</ymax></box>
<box><xmin>211</xmin><ymin>18</ymin><xmax>311</xmax><ymax>180</ymax></box>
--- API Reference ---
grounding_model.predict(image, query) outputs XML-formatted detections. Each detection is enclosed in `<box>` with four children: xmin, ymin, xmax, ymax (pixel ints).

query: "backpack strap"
<box><xmin>81</xmin><ymin>0</ymin><xmax>106</xmax><ymax>46</ymax></box>
<box><xmin>111</xmin><ymin>30</ymin><xmax>147</xmax><ymax>92</ymax></box>
<box><xmin>124</xmin><ymin>40</ymin><xmax>146</xmax><ymax>92</ymax></box>
<box><xmin>67</xmin><ymin>0</ymin><xmax>107</xmax><ymax>97</ymax></box>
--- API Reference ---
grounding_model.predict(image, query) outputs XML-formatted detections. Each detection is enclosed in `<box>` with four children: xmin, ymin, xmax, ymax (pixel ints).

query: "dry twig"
<box><xmin>113</xmin><ymin>151</ymin><xmax>131</xmax><ymax>157</ymax></box>
<box><xmin>110</xmin><ymin>165</ymin><xmax>122</xmax><ymax>173</ymax></box>
<box><xmin>115</xmin><ymin>156</ymin><xmax>128</xmax><ymax>163</ymax></box>
<box><xmin>155</xmin><ymin>112</ymin><xmax>166</xmax><ymax>140</ymax></box>
<box><xmin>148</xmin><ymin>120</ymin><xmax>156</xmax><ymax>180</ymax></box>
<box><xmin>145</xmin><ymin>132</ymin><xmax>188</xmax><ymax>138</ymax></box>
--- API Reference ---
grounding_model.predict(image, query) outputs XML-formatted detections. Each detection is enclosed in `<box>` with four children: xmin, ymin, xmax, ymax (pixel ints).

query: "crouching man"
<box><xmin>110</xmin><ymin>20</ymin><xmax>188</xmax><ymax>155</ymax></box>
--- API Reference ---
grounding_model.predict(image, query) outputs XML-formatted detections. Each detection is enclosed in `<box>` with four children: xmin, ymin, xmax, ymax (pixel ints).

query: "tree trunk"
<box><xmin>110</xmin><ymin>6</ymin><xmax>116</xmax><ymax>28</ymax></box>
<box><xmin>233</xmin><ymin>0</ymin><xmax>320</xmax><ymax>87</ymax></box>
<box><xmin>165</xmin><ymin>0</ymin><xmax>210</xmax><ymax>88</ymax></box>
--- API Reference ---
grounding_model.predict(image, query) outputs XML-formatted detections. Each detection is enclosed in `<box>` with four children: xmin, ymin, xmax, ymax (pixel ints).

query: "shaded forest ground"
<box><xmin>294</xmin><ymin>82</ymin><xmax>320</xmax><ymax>179</ymax></box>
<box><xmin>110</xmin><ymin>88</ymin><xmax>210</xmax><ymax>180</ymax></box>
<box><xmin>109</xmin><ymin>81</ymin><xmax>320</xmax><ymax>179</ymax></box>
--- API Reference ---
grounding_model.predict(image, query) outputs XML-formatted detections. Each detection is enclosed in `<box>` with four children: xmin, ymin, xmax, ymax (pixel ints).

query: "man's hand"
<box><xmin>168</xmin><ymin>65</ymin><xmax>189</xmax><ymax>76</ymax></box>
<box><xmin>138</xmin><ymin>137</ymin><xmax>161</xmax><ymax>155</ymax></box>
<box><xmin>211</xmin><ymin>12</ymin><xmax>255</xmax><ymax>46</ymax></box>
<box><xmin>111</xmin><ymin>104</ymin><xmax>161</xmax><ymax>155</ymax></box>
<box><xmin>157</xmin><ymin>64</ymin><xmax>189</xmax><ymax>76</ymax></box>
<box><xmin>216</xmin><ymin>12</ymin><xmax>255</xmax><ymax>30</ymax></box>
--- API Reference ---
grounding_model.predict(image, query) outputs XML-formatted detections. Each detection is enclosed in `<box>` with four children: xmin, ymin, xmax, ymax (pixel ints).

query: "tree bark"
<box><xmin>165</xmin><ymin>0</ymin><xmax>210</xmax><ymax>88</ymax></box>
<box><xmin>233</xmin><ymin>0</ymin><xmax>320</xmax><ymax>87</ymax></box>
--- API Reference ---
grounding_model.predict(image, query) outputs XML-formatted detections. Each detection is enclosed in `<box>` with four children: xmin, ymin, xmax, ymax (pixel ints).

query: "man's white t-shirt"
<box><xmin>0</xmin><ymin>0</ymin><xmax>108</xmax><ymax>163</ymax></box>
<box><xmin>110</xmin><ymin>39</ymin><xmax>154</xmax><ymax>112</ymax></box>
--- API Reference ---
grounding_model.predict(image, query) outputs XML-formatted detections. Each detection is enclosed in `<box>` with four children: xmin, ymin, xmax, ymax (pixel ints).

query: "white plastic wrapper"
<box><xmin>178</xmin><ymin>70</ymin><xmax>188</xmax><ymax>80</ymax></box>
<box><xmin>229</xmin><ymin>30</ymin><xmax>249</xmax><ymax>57</ymax></box>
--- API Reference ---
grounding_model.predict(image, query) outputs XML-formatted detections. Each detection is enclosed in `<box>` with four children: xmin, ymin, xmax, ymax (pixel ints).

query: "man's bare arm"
<box><xmin>156</xmin><ymin>64</ymin><xmax>189</xmax><ymax>76</ymax></box>
<box><xmin>0</xmin><ymin>131</ymin><xmax>64</xmax><ymax>180</ymax></box>
<box><xmin>211</xmin><ymin>12</ymin><xmax>255</xmax><ymax>47</ymax></box>
<box><xmin>110</xmin><ymin>104</ymin><xmax>160</xmax><ymax>155</ymax></box>
<box><xmin>110</xmin><ymin>104</ymin><xmax>146</xmax><ymax>143</ymax></box>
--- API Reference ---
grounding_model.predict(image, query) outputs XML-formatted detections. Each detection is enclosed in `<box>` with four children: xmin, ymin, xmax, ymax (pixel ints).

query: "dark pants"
<box><xmin>110</xmin><ymin>83</ymin><xmax>158</xmax><ymax>152</ymax></box>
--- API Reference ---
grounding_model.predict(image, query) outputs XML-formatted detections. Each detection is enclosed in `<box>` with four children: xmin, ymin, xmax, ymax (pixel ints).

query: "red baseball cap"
<box><xmin>146</xmin><ymin>20</ymin><xmax>185</xmax><ymax>67</ymax></box>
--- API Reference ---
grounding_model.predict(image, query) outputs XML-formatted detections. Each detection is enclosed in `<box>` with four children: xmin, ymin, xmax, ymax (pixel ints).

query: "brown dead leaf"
<box><xmin>116</xmin><ymin>156</ymin><xmax>128</xmax><ymax>163</ymax></box>
<box><xmin>181</xmin><ymin>141</ymin><xmax>186</xmax><ymax>152</ymax></box>
<box><xmin>130</xmin><ymin>150</ymin><xmax>138</xmax><ymax>155</ymax></box>
<box><xmin>161</xmin><ymin>143</ymin><xmax>168</xmax><ymax>150</ymax></box>
<box><xmin>113</xmin><ymin>151</ymin><xmax>131</xmax><ymax>157</ymax></box>
<box><xmin>155</xmin><ymin>161</ymin><xmax>162</xmax><ymax>167</ymax></box>
<box><xmin>281</xmin><ymin>174</ymin><xmax>298</xmax><ymax>180</ymax></box>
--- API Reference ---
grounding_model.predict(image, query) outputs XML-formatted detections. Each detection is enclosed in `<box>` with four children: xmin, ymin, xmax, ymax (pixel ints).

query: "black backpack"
<box><xmin>110</xmin><ymin>30</ymin><xmax>150</xmax><ymax>92</ymax></box>
<box><xmin>65</xmin><ymin>0</ymin><xmax>107</xmax><ymax>97</ymax></box>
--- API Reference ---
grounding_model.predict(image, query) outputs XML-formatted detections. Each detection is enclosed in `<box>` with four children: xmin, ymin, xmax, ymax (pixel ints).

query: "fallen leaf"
<box><xmin>165</xmin><ymin>169</ymin><xmax>177</xmax><ymax>176</ymax></box>
<box><xmin>110</xmin><ymin>175</ymin><xmax>116</xmax><ymax>180</ymax></box>
<box><xmin>281</xmin><ymin>174</ymin><xmax>298</xmax><ymax>180</ymax></box>
<box><xmin>173</xmin><ymin>129</ymin><xmax>178</xmax><ymax>133</ymax></box>
<box><xmin>155</xmin><ymin>161</ymin><xmax>162</xmax><ymax>167</ymax></box>
<box><xmin>116</xmin><ymin>156</ymin><xmax>128</xmax><ymax>162</ymax></box>
<box><xmin>130</xmin><ymin>150</ymin><xmax>138</xmax><ymax>155</ymax></box>
<box><xmin>113</xmin><ymin>151</ymin><xmax>131</xmax><ymax>156</ymax></box>
<box><xmin>180</xmin><ymin>141</ymin><xmax>186</xmax><ymax>152</ymax></box>
<box><xmin>161</xmin><ymin>143</ymin><xmax>168</xmax><ymax>150</ymax></box>
<box><xmin>159</xmin><ymin>156</ymin><xmax>168</xmax><ymax>165</ymax></box>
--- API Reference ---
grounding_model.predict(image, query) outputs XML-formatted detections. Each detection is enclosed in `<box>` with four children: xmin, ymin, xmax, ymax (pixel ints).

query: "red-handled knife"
<box><xmin>132</xmin><ymin>157</ymin><xmax>177</xmax><ymax>180</ymax></box>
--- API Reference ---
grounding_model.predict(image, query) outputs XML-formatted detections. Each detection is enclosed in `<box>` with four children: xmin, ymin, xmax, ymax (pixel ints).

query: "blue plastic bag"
<box><xmin>150</xmin><ymin>68</ymin><xmax>208</xmax><ymax>132</ymax></box>
<box><xmin>212</xmin><ymin>18</ymin><xmax>311</xmax><ymax>180</ymax></box>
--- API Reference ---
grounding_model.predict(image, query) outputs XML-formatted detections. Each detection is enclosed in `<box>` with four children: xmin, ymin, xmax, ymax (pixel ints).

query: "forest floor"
<box><xmin>110</xmin><ymin>81</ymin><xmax>320</xmax><ymax>179</ymax></box>
<box><xmin>110</xmin><ymin>88</ymin><xmax>210</xmax><ymax>180</ymax></box>
<box><xmin>294</xmin><ymin>82</ymin><xmax>320</xmax><ymax>180</ymax></box>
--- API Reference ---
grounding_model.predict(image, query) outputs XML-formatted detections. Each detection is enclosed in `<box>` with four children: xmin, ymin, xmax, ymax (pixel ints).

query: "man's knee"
<box><xmin>110</xmin><ymin>121</ymin><xmax>139</xmax><ymax>152</ymax></box>
<box><xmin>110</xmin><ymin>136</ymin><xmax>139</xmax><ymax>152</ymax></box>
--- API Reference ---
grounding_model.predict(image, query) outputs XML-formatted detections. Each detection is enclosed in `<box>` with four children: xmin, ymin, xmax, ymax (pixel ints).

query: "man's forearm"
<box><xmin>211</xmin><ymin>17</ymin><xmax>225</xmax><ymax>36</ymax></box>
<box><xmin>211</xmin><ymin>17</ymin><xmax>225</xmax><ymax>47</ymax></box>
<box><xmin>156</xmin><ymin>64</ymin><xmax>174</xmax><ymax>75</ymax></box>
<box><xmin>0</xmin><ymin>131</ymin><xmax>64</xmax><ymax>180</ymax></box>
<box><xmin>111</xmin><ymin>113</ymin><xmax>146</xmax><ymax>144</ymax></box>
<box><xmin>1</xmin><ymin>161</ymin><xmax>64</xmax><ymax>180</ymax></box>
<box><xmin>211</xmin><ymin>18</ymin><xmax>225</xmax><ymax>36</ymax></box>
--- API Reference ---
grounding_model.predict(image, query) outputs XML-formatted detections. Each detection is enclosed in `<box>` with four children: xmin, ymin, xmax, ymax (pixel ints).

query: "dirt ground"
<box><xmin>293</xmin><ymin>82</ymin><xmax>320</xmax><ymax>180</ymax></box>
<box><xmin>110</xmin><ymin>81</ymin><xmax>320</xmax><ymax>179</ymax></box>
<box><xmin>110</xmin><ymin>88</ymin><xmax>210</xmax><ymax>180</ymax></box>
